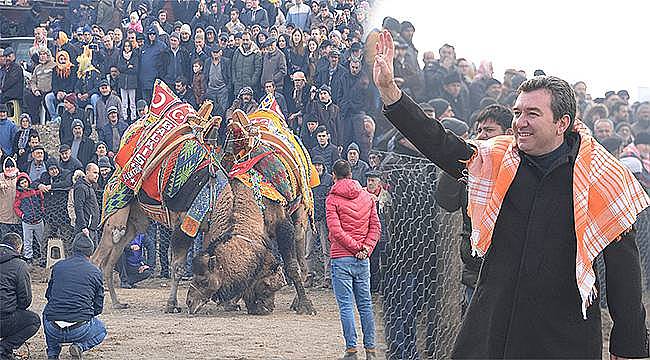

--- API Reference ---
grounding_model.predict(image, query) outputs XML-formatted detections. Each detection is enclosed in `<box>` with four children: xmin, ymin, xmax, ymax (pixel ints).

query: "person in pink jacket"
<box><xmin>326</xmin><ymin>159</ymin><xmax>381</xmax><ymax>360</ymax></box>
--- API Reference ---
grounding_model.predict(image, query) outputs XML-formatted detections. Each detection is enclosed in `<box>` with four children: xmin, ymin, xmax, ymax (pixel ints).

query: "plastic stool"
<box><xmin>46</xmin><ymin>238</ymin><xmax>66</xmax><ymax>270</ymax></box>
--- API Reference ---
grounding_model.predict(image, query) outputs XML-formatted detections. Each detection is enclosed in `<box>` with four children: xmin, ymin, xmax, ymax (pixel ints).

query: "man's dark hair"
<box><xmin>175</xmin><ymin>76</ymin><xmax>188</xmax><ymax>86</ymax></box>
<box><xmin>518</xmin><ymin>75</ymin><xmax>576</xmax><ymax>130</ymax></box>
<box><xmin>610</xmin><ymin>100</ymin><xmax>627</xmax><ymax>115</ymax></box>
<box><xmin>601</xmin><ymin>135</ymin><xmax>623</xmax><ymax>155</ymax></box>
<box><xmin>315</xmin><ymin>125</ymin><xmax>328</xmax><ymax>134</ymax></box>
<box><xmin>332</xmin><ymin>159</ymin><xmax>352</xmax><ymax>179</ymax></box>
<box><xmin>1</xmin><ymin>232</ymin><xmax>22</xmax><ymax>250</ymax></box>
<box><xmin>475</xmin><ymin>104</ymin><xmax>513</xmax><ymax>131</ymax></box>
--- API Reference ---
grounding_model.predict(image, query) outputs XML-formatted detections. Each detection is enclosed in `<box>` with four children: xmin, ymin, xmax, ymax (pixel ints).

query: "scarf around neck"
<box><xmin>465</xmin><ymin>122</ymin><xmax>650</xmax><ymax>319</ymax></box>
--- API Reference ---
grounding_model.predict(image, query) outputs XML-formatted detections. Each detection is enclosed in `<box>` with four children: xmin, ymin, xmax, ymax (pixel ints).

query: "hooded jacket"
<box><xmin>0</xmin><ymin>243</ymin><xmax>32</xmax><ymax>314</ymax></box>
<box><xmin>34</xmin><ymin>158</ymin><xmax>72</xmax><ymax>226</ymax></box>
<box><xmin>326</xmin><ymin>178</ymin><xmax>381</xmax><ymax>259</ymax></box>
<box><xmin>13</xmin><ymin>173</ymin><xmax>45</xmax><ymax>224</ymax></box>
<box><xmin>73</xmin><ymin>174</ymin><xmax>100</xmax><ymax>232</ymax></box>
<box><xmin>231</xmin><ymin>44</ymin><xmax>263</xmax><ymax>97</ymax></box>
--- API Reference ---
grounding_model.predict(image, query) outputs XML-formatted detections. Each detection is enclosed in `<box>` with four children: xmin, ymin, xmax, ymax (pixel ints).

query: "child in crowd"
<box><xmin>13</xmin><ymin>172</ymin><xmax>45</xmax><ymax>264</ymax></box>
<box><xmin>118</xmin><ymin>233</ymin><xmax>153</xmax><ymax>288</ymax></box>
<box><xmin>191</xmin><ymin>59</ymin><xmax>206</xmax><ymax>106</ymax></box>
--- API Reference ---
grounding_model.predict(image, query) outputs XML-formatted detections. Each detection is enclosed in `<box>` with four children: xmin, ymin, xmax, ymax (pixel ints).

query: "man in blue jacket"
<box><xmin>43</xmin><ymin>233</ymin><xmax>105</xmax><ymax>360</ymax></box>
<box><xmin>139</xmin><ymin>26</ymin><xmax>165</xmax><ymax>102</ymax></box>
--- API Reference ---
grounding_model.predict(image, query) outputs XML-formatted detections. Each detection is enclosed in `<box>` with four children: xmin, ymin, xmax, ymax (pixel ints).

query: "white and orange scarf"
<box><xmin>466</xmin><ymin>123</ymin><xmax>650</xmax><ymax>319</ymax></box>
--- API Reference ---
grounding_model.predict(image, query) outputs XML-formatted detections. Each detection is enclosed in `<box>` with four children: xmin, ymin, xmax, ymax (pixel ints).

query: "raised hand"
<box><xmin>373</xmin><ymin>30</ymin><xmax>402</xmax><ymax>105</ymax></box>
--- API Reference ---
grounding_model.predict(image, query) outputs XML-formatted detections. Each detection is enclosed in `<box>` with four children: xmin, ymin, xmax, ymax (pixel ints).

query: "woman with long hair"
<box><xmin>306</xmin><ymin>38</ymin><xmax>320</xmax><ymax>84</ymax></box>
<box><xmin>288</xmin><ymin>28</ymin><xmax>308</xmax><ymax>75</ymax></box>
<box><xmin>117</xmin><ymin>40</ymin><xmax>140</xmax><ymax>123</ymax></box>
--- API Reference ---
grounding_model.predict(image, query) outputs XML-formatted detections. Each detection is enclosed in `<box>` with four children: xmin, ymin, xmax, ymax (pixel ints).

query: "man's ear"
<box><xmin>557</xmin><ymin>114</ymin><xmax>571</xmax><ymax>135</ymax></box>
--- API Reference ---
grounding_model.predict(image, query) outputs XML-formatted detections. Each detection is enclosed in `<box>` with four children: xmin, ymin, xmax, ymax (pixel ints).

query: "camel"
<box><xmin>91</xmin><ymin>80</ymin><xmax>316</xmax><ymax>315</ymax></box>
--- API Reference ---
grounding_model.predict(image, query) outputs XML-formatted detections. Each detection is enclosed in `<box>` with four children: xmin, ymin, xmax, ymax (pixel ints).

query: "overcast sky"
<box><xmin>368</xmin><ymin>0</ymin><xmax>650</xmax><ymax>102</ymax></box>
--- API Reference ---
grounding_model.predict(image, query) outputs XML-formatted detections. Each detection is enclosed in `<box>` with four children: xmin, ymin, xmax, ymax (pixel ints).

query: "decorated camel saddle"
<box><xmin>101</xmin><ymin>80</ymin><xmax>318</xmax><ymax>237</ymax></box>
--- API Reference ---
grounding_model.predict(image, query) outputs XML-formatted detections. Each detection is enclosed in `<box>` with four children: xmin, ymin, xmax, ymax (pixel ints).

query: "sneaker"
<box><xmin>69</xmin><ymin>344</ymin><xmax>83</xmax><ymax>359</ymax></box>
<box><xmin>120</xmin><ymin>282</ymin><xmax>133</xmax><ymax>289</ymax></box>
<box><xmin>340</xmin><ymin>349</ymin><xmax>358</xmax><ymax>360</ymax></box>
<box><xmin>365</xmin><ymin>348</ymin><xmax>377</xmax><ymax>360</ymax></box>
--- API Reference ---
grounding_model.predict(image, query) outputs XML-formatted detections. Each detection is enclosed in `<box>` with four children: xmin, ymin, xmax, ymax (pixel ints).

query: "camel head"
<box><xmin>186</xmin><ymin>251</ymin><xmax>223</xmax><ymax>314</ymax></box>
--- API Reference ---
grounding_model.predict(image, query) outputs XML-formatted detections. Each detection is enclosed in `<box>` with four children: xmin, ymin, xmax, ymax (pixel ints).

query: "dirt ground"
<box><xmin>21</xmin><ymin>276</ymin><xmax>387</xmax><ymax>360</ymax></box>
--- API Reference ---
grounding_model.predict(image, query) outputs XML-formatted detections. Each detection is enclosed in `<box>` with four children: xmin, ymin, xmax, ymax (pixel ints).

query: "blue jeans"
<box><xmin>331</xmin><ymin>257</ymin><xmax>376</xmax><ymax>350</ymax></box>
<box><xmin>43</xmin><ymin>317</ymin><xmax>106</xmax><ymax>358</ymax></box>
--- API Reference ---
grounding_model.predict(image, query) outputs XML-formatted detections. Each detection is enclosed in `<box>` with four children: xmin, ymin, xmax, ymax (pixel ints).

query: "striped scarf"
<box><xmin>466</xmin><ymin>123</ymin><xmax>650</xmax><ymax>319</ymax></box>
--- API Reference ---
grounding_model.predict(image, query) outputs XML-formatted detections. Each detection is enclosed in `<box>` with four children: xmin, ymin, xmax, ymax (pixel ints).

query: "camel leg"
<box><xmin>292</xmin><ymin>205</ymin><xmax>310</xmax><ymax>283</ymax></box>
<box><xmin>277</xmin><ymin>220</ymin><xmax>316</xmax><ymax>315</ymax></box>
<box><xmin>92</xmin><ymin>204</ymin><xmax>147</xmax><ymax>309</ymax></box>
<box><xmin>165</xmin><ymin>226</ymin><xmax>193</xmax><ymax>313</ymax></box>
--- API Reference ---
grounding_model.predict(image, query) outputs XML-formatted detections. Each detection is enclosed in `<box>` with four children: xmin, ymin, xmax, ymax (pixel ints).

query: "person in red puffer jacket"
<box><xmin>326</xmin><ymin>159</ymin><xmax>381</xmax><ymax>360</ymax></box>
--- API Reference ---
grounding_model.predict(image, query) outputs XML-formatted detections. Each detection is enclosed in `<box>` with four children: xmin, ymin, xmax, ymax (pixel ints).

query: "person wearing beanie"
<box><xmin>163</xmin><ymin>29</ymin><xmax>191</xmax><ymax>87</ymax></box>
<box><xmin>97</xmin><ymin>156</ymin><xmax>114</xmax><ymax>192</ymax></box>
<box><xmin>347</xmin><ymin>142</ymin><xmax>370</xmax><ymax>186</ymax></box>
<box><xmin>139</xmin><ymin>22</ymin><xmax>166</xmax><ymax>102</ymax></box>
<box><xmin>58</xmin><ymin>143</ymin><xmax>83</xmax><ymax>173</ymax></box>
<box><xmin>136</xmin><ymin>99</ymin><xmax>148</xmax><ymax>119</ymax></box>
<box><xmin>69</xmin><ymin>118</ymin><xmax>96</xmax><ymax>168</ymax></box>
<box><xmin>440</xmin><ymin>117</ymin><xmax>469</xmax><ymax>138</ymax></box>
<box><xmin>428</xmin><ymin>98</ymin><xmax>453</xmax><ymax>120</ymax></box>
<box><xmin>59</xmin><ymin>94</ymin><xmax>90</xmax><ymax>146</ymax></box>
<box><xmin>441</xmin><ymin>72</ymin><xmax>470</xmax><ymax>121</ymax></box>
<box><xmin>43</xmin><ymin>232</ymin><xmax>106</xmax><ymax>359</ymax></box>
<box><xmin>0</xmin><ymin>232</ymin><xmax>41</xmax><ymax>360</ymax></box>
<box><xmin>13</xmin><ymin>172</ymin><xmax>46</xmax><ymax>265</ymax></box>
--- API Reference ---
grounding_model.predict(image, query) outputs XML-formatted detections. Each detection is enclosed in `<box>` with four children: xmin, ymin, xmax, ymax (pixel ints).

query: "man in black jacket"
<box><xmin>43</xmin><ymin>233</ymin><xmax>105</xmax><ymax>360</ymax></box>
<box><xmin>374</xmin><ymin>31</ymin><xmax>649</xmax><ymax>359</ymax></box>
<box><xmin>0</xmin><ymin>48</ymin><xmax>24</xmax><ymax>105</ymax></box>
<box><xmin>0</xmin><ymin>233</ymin><xmax>40</xmax><ymax>360</ymax></box>
<box><xmin>73</xmin><ymin>163</ymin><xmax>100</xmax><ymax>244</ymax></box>
<box><xmin>435</xmin><ymin>104</ymin><xmax>512</xmax><ymax>315</ymax></box>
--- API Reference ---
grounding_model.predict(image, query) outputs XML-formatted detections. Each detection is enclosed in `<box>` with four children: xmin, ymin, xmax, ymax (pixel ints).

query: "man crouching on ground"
<box><xmin>43</xmin><ymin>233</ymin><xmax>106</xmax><ymax>359</ymax></box>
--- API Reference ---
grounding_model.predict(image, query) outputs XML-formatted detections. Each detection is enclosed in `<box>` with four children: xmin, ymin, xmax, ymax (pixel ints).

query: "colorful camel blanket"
<box><xmin>466</xmin><ymin>121</ymin><xmax>650</xmax><ymax>319</ymax></box>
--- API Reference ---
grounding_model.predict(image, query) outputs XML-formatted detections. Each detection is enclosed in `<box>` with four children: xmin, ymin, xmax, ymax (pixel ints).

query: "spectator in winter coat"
<box><xmin>117</xmin><ymin>40</ymin><xmax>140</xmax><ymax>123</ymax></box>
<box><xmin>286</xmin><ymin>0</ymin><xmax>312</xmax><ymax>31</ymax></box>
<box><xmin>26</xmin><ymin>146</ymin><xmax>48</xmax><ymax>184</ymax></box>
<box><xmin>73</xmin><ymin>164</ymin><xmax>100</xmax><ymax>241</ymax></box>
<box><xmin>59</xmin><ymin>94</ymin><xmax>90</xmax><ymax>146</ymax></box>
<box><xmin>347</xmin><ymin>142</ymin><xmax>370</xmax><ymax>186</ymax></box>
<box><xmin>0</xmin><ymin>161</ymin><xmax>22</xmax><ymax>240</ymax></box>
<box><xmin>117</xmin><ymin>234</ymin><xmax>153</xmax><ymax>288</ymax></box>
<box><xmin>58</xmin><ymin>144</ymin><xmax>83</xmax><ymax>173</ymax></box>
<box><xmin>43</xmin><ymin>233</ymin><xmax>106</xmax><ymax>359</ymax></box>
<box><xmin>299</xmin><ymin>115</ymin><xmax>320</xmax><ymax>151</ymax></box>
<box><xmin>174</xmin><ymin>77</ymin><xmax>198</xmax><ymax>109</ymax></box>
<box><xmin>139</xmin><ymin>26</ymin><xmax>166</xmax><ymax>102</ymax></box>
<box><xmin>192</xmin><ymin>59</ymin><xmax>207</xmax><ymax>106</ymax></box>
<box><xmin>13</xmin><ymin>115</ymin><xmax>38</xmax><ymax>165</ymax></box>
<box><xmin>0</xmin><ymin>233</ymin><xmax>40</xmax><ymax>360</ymax></box>
<box><xmin>225</xmin><ymin>8</ymin><xmax>246</xmax><ymax>34</ymax></box>
<box><xmin>261</xmin><ymin>80</ymin><xmax>288</xmax><ymax>116</ymax></box>
<box><xmin>95</xmin><ymin>80</ymin><xmax>123</xmax><ymax>131</ymax></box>
<box><xmin>163</xmin><ymin>32</ymin><xmax>192</xmax><ymax>88</ymax></box>
<box><xmin>326</xmin><ymin>159</ymin><xmax>380</xmax><ymax>360</ymax></box>
<box><xmin>203</xmin><ymin>46</ymin><xmax>232</xmax><ymax>115</ymax></box>
<box><xmin>70</xmin><ymin>119</ymin><xmax>96</xmax><ymax>167</ymax></box>
<box><xmin>231</xmin><ymin>31</ymin><xmax>263</xmax><ymax>97</ymax></box>
<box><xmin>34</xmin><ymin>158</ymin><xmax>73</xmax><ymax>254</ymax></box>
<box><xmin>309</xmin><ymin>125</ymin><xmax>339</xmax><ymax>172</ymax></box>
<box><xmin>98</xmin><ymin>106</ymin><xmax>128</xmax><ymax>155</ymax></box>
<box><xmin>73</xmin><ymin>47</ymin><xmax>102</xmax><ymax>111</ymax></box>
<box><xmin>16</xmin><ymin>132</ymin><xmax>40</xmax><ymax>173</ymax></box>
<box><xmin>226</xmin><ymin>87</ymin><xmax>259</xmax><ymax>120</ymax></box>
<box><xmin>311</xmin><ymin>85</ymin><xmax>342</xmax><ymax>148</ymax></box>
<box><xmin>25</xmin><ymin>48</ymin><xmax>56</xmax><ymax>123</ymax></box>
<box><xmin>315</xmin><ymin>49</ymin><xmax>345</xmax><ymax>91</ymax></box>
<box><xmin>45</xmin><ymin>50</ymin><xmax>78</xmax><ymax>123</ymax></box>
<box><xmin>0</xmin><ymin>48</ymin><xmax>24</xmax><ymax>104</ymax></box>
<box><xmin>241</xmin><ymin>0</ymin><xmax>270</xmax><ymax>29</ymax></box>
<box><xmin>189</xmin><ymin>33</ymin><xmax>210</xmax><ymax>67</ymax></box>
<box><xmin>96</xmin><ymin>156</ymin><xmax>114</xmax><ymax>195</ymax></box>
<box><xmin>13</xmin><ymin>173</ymin><xmax>46</xmax><ymax>264</ymax></box>
<box><xmin>308</xmin><ymin>156</ymin><xmax>332</xmax><ymax>286</ymax></box>
<box><xmin>0</xmin><ymin>105</ymin><xmax>18</xmax><ymax>157</ymax></box>
<box><xmin>98</xmin><ymin>35</ymin><xmax>120</xmax><ymax>77</ymax></box>
<box><xmin>261</xmin><ymin>38</ymin><xmax>288</xmax><ymax>93</ymax></box>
